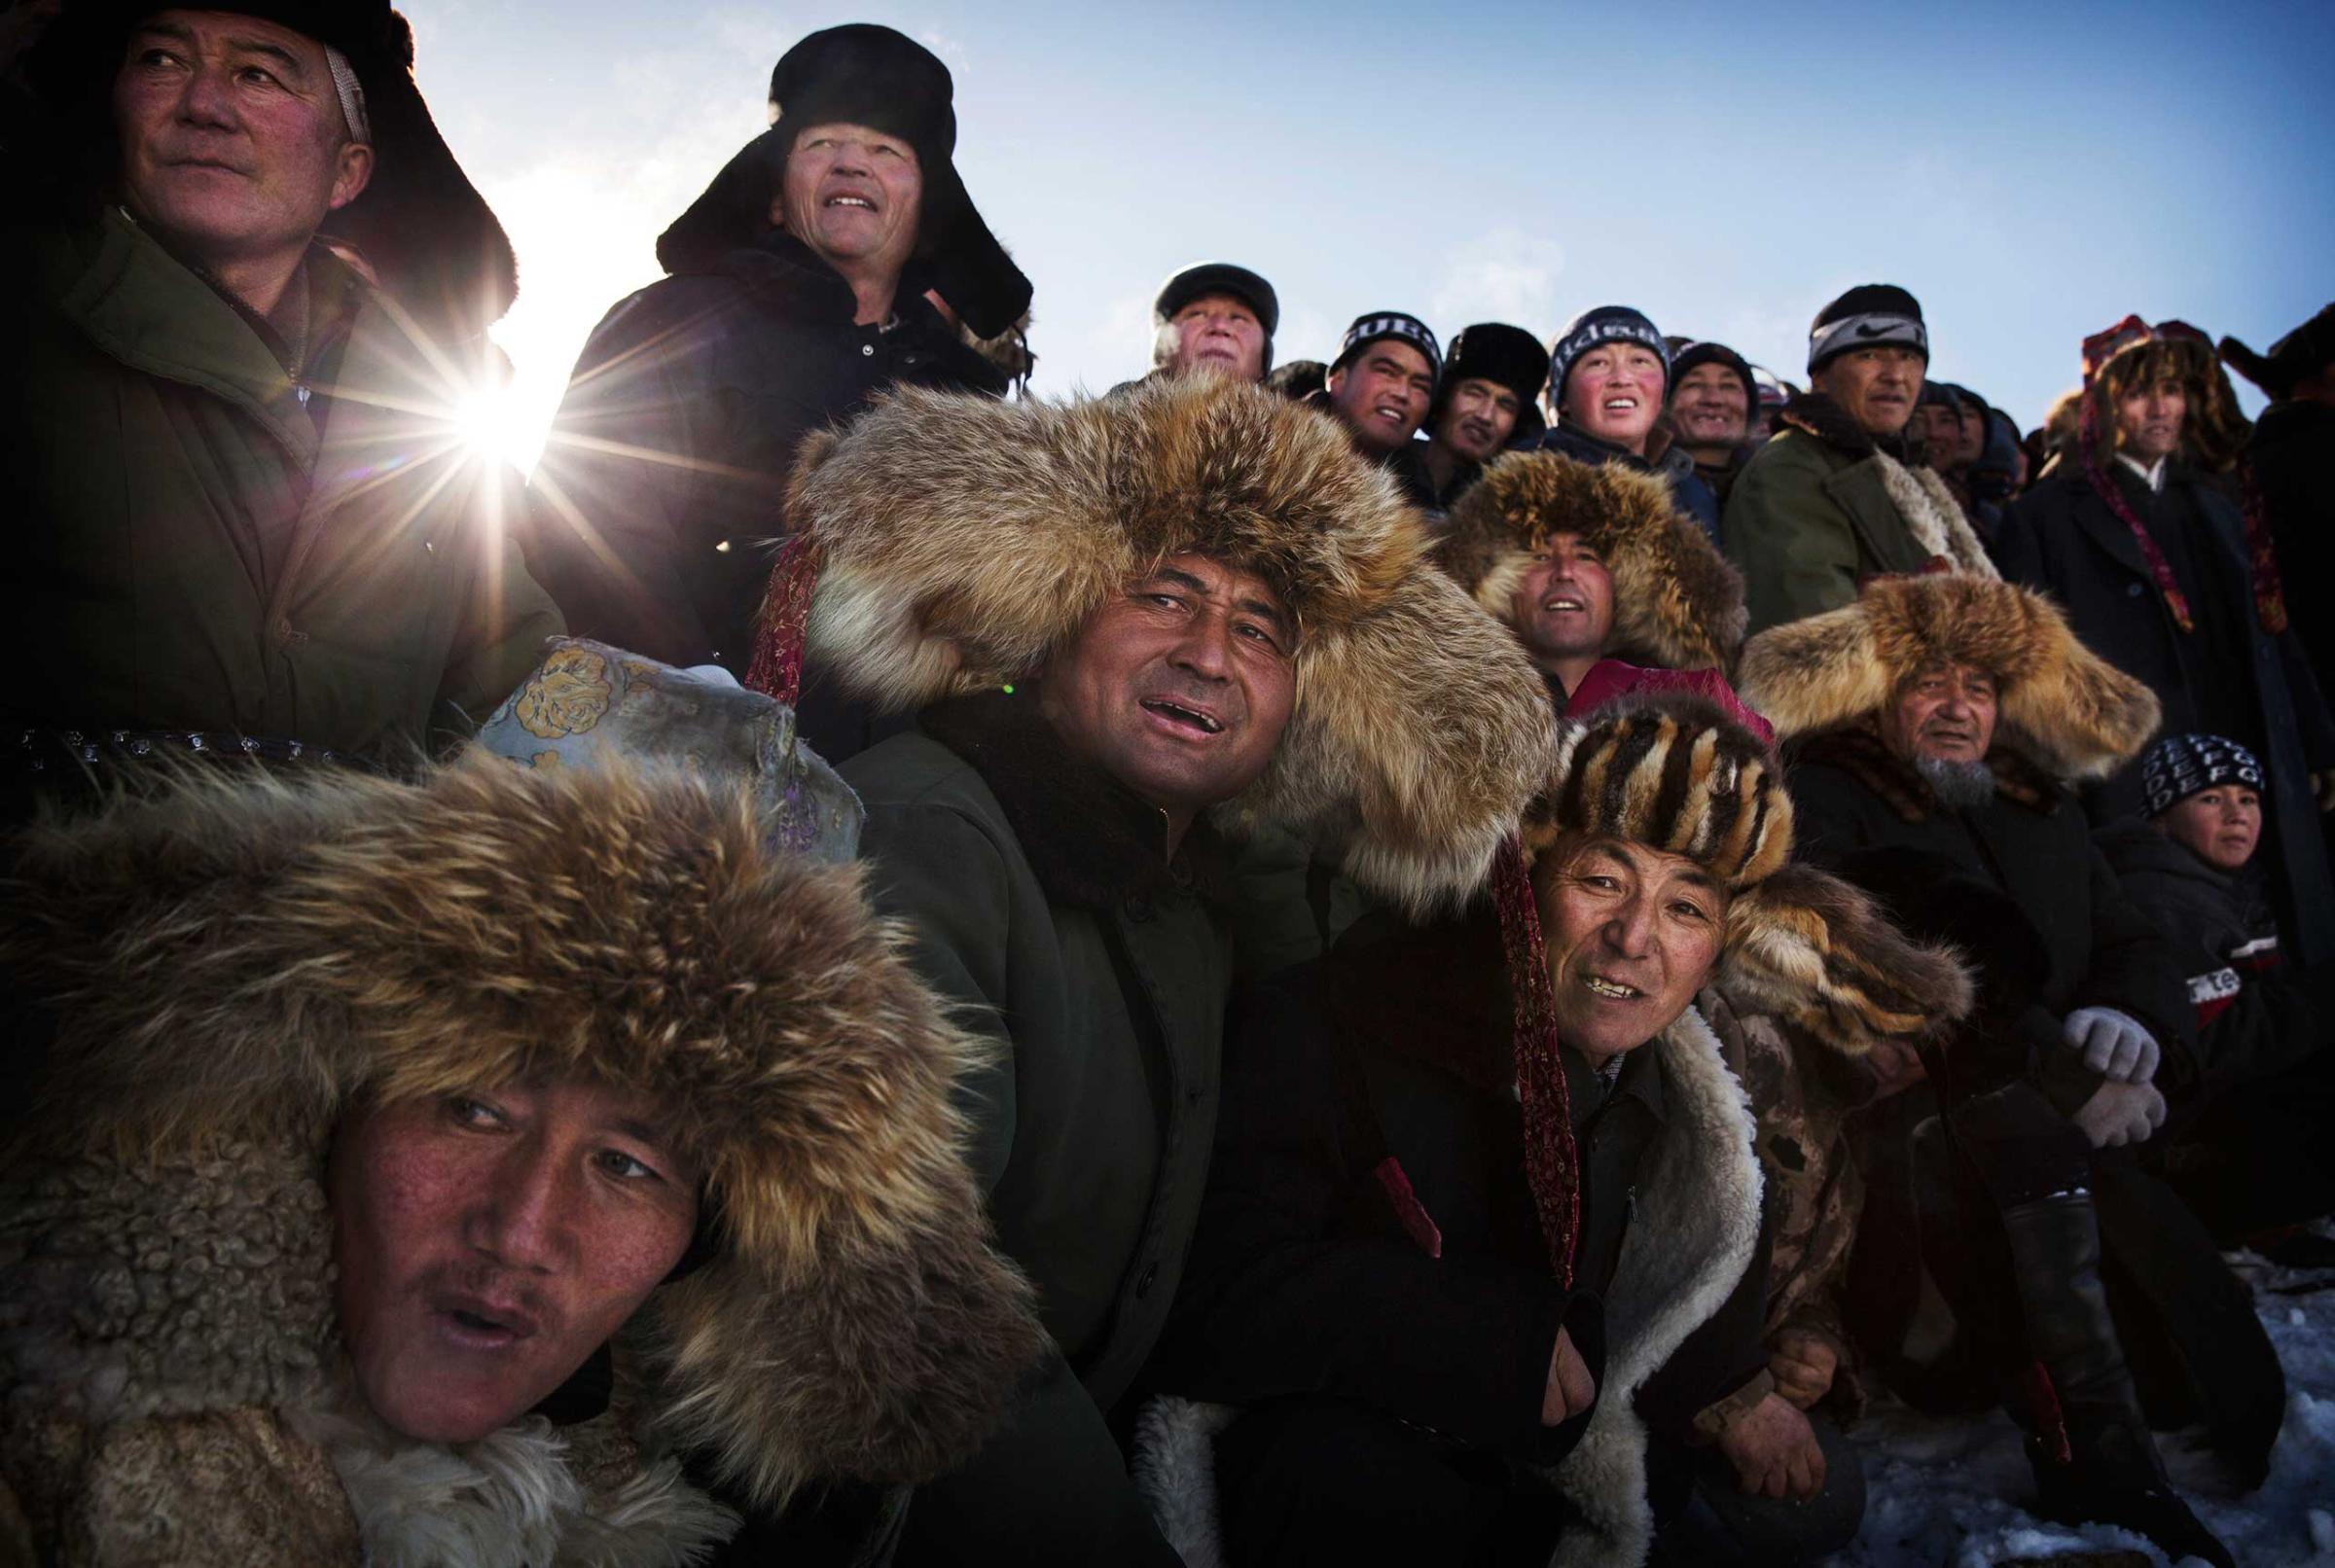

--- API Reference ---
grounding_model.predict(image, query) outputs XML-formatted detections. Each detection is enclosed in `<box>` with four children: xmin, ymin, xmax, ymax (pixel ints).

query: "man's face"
<box><xmin>1430</xmin><ymin>376</ymin><xmax>1522</xmax><ymax>462</ymax></box>
<box><xmin>329</xmin><ymin>1080</ymin><xmax>699</xmax><ymax>1443</ymax></box>
<box><xmin>2115</xmin><ymin>375</ymin><xmax>2187</xmax><ymax>465</ymax></box>
<box><xmin>1508</xmin><ymin>533</ymin><xmax>1615</xmax><ymax>671</ymax></box>
<box><xmin>113</xmin><ymin>11</ymin><xmax>372</xmax><ymax>270</ymax></box>
<box><xmin>1561</xmin><ymin>343</ymin><xmax>1665</xmax><ymax>453</ymax></box>
<box><xmin>1669</xmin><ymin>363</ymin><xmax>1749</xmax><ymax>449</ymax></box>
<box><xmin>1040</xmin><ymin>552</ymin><xmax>1299</xmax><ymax>825</ymax></box>
<box><xmin>1957</xmin><ymin>405</ymin><xmax>1988</xmax><ymax>466</ymax></box>
<box><xmin>775</xmin><ymin>122</ymin><xmax>922</xmax><ymax>277</ymax></box>
<box><xmin>1326</xmin><ymin>339</ymin><xmax>1435</xmax><ymax>454</ymax></box>
<box><xmin>1917</xmin><ymin>402</ymin><xmax>1963</xmax><ymax>464</ymax></box>
<box><xmin>2158</xmin><ymin>785</ymin><xmax>2262</xmax><ymax>873</ymax></box>
<box><xmin>1814</xmin><ymin>347</ymin><xmax>1925</xmax><ymax>438</ymax></box>
<box><xmin>1878</xmin><ymin>662</ymin><xmax>1999</xmax><ymax>766</ymax></box>
<box><xmin>1167</xmin><ymin>292</ymin><xmax>1266</xmax><ymax>381</ymax></box>
<box><xmin>1535</xmin><ymin>834</ymin><xmax>1727</xmax><ymax>1063</ymax></box>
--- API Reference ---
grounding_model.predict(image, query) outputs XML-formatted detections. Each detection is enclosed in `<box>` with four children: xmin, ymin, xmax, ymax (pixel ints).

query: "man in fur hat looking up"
<box><xmin>1997</xmin><ymin>314</ymin><xmax>2335</xmax><ymax>970</ymax></box>
<box><xmin>1725</xmin><ymin>285</ymin><xmax>1995</xmax><ymax>634</ymax></box>
<box><xmin>765</xmin><ymin>377</ymin><xmax>1554</xmax><ymax>1560</ymax></box>
<box><xmin>1739</xmin><ymin>574</ymin><xmax>2247</xmax><ymax>1567</ymax></box>
<box><xmin>1</xmin><ymin>0</ymin><xmax>561</xmax><ymax>788</ymax></box>
<box><xmin>521</xmin><ymin>24</ymin><xmax>1026</xmax><ymax>746</ymax></box>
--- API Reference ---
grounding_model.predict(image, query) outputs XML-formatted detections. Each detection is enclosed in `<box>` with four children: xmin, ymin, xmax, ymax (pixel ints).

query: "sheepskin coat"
<box><xmin>1135</xmin><ymin>908</ymin><xmax>1766</xmax><ymax>1568</ymax></box>
<box><xmin>0</xmin><ymin>757</ymin><xmax>1045</xmax><ymax>1567</ymax></box>
<box><xmin>1723</xmin><ymin>392</ymin><xmax>1995</xmax><ymax>635</ymax></box>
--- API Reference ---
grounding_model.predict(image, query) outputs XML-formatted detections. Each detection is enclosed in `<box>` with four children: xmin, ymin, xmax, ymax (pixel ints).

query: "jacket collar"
<box><xmin>712</xmin><ymin>226</ymin><xmax>951</xmax><ymax>335</ymax></box>
<box><xmin>1793</xmin><ymin>722</ymin><xmax>2062</xmax><ymax>822</ymax></box>
<box><xmin>1777</xmin><ymin>389</ymin><xmax>1911</xmax><ymax>463</ymax></box>
<box><xmin>917</xmin><ymin>688</ymin><xmax>1225</xmax><ymax>910</ymax></box>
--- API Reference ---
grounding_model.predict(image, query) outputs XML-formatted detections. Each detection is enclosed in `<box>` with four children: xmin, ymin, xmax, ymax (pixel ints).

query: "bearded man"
<box><xmin>757</xmin><ymin>376</ymin><xmax>1554</xmax><ymax>1560</ymax></box>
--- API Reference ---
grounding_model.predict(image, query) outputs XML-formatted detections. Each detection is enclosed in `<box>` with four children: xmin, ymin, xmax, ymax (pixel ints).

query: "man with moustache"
<box><xmin>1667</xmin><ymin>340</ymin><xmax>1761</xmax><ymax>510</ymax></box>
<box><xmin>521</xmin><ymin>25</ymin><xmax>1026</xmax><ymax>720</ymax></box>
<box><xmin>1998</xmin><ymin>315</ymin><xmax>2335</xmax><ymax>968</ymax></box>
<box><xmin>1726</xmin><ymin>285</ymin><xmax>1994</xmax><ymax>634</ymax></box>
<box><xmin>1531</xmin><ymin>305</ymin><xmax>1721</xmax><ymax>537</ymax></box>
<box><xmin>1310</xmin><ymin>310</ymin><xmax>1444</xmax><ymax>508</ymax></box>
<box><xmin>1419</xmin><ymin>322</ymin><xmax>1548</xmax><ymax>507</ymax></box>
<box><xmin>779</xmin><ymin>378</ymin><xmax>1552</xmax><ymax>1561</ymax></box>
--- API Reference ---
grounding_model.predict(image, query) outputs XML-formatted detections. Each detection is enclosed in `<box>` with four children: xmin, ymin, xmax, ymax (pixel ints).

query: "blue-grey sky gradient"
<box><xmin>404</xmin><ymin>0</ymin><xmax>2335</xmax><ymax>467</ymax></box>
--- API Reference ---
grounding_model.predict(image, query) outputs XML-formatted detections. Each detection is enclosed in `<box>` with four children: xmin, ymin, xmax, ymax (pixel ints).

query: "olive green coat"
<box><xmin>7</xmin><ymin>212</ymin><xmax>559</xmax><ymax>762</ymax></box>
<box><xmin>1724</xmin><ymin>427</ymin><xmax>1939</xmax><ymax>635</ymax></box>
<box><xmin>840</xmin><ymin>695</ymin><xmax>1228</xmax><ymax>1564</ymax></box>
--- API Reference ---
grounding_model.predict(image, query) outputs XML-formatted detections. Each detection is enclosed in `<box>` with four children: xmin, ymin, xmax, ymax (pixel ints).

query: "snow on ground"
<box><xmin>1841</xmin><ymin>1246</ymin><xmax>2335</xmax><ymax>1566</ymax></box>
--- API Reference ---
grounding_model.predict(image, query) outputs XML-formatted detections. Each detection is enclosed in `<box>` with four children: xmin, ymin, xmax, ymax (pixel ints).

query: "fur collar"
<box><xmin>916</xmin><ymin>688</ymin><xmax>1228</xmax><ymax>911</ymax></box>
<box><xmin>1792</xmin><ymin>723</ymin><xmax>2062</xmax><ymax>821</ymax></box>
<box><xmin>1777</xmin><ymin>392</ymin><xmax>1995</xmax><ymax>576</ymax></box>
<box><xmin>1130</xmin><ymin>1006</ymin><xmax>1760</xmax><ymax>1568</ymax></box>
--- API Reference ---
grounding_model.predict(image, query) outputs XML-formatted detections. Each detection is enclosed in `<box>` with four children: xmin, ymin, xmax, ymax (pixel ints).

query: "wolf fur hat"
<box><xmin>0</xmin><ymin>757</ymin><xmax>1045</xmax><ymax>1550</ymax></box>
<box><xmin>769</xmin><ymin>376</ymin><xmax>1555</xmax><ymax>909</ymax></box>
<box><xmin>1734</xmin><ymin>572</ymin><xmax>2160</xmax><ymax>781</ymax></box>
<box><xmin>1439</xmin><ymin>450</ymin><xmax>1747</xmax><ymax>673</ymax></box>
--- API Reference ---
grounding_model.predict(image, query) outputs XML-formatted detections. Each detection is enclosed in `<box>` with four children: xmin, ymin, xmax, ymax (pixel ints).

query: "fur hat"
<box><xmin>2220</xmin><ymin>303</ymin><xmax>2335</xmax><ymax>401</ymax></box>
<box><xmin>1734</xmin><ymin>573</ymin><xmax>2161</xmax><ymax>781</ymax></box>
<box><xmin>766</xmin><ymin>377</ymin><xmax>1554</xmax><ymax>909</ymax></box>
<box><xmin>1438</xmin><ymin>450</ymin><xmax>1746</xmax><ymax>672</ymax></box>
<box><xmin>1</xmin><ymin>757</ymin><xmax>1046</xmax><ymax>1512</ymax></box>
<box><xmin>1429</xmin><ymin>323</ymin><xmax>1552</xmax><ymax>443</ymax></box>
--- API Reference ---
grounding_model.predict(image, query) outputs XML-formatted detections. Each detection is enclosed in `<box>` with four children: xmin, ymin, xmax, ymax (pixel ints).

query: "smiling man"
<box><xmin>3</xmin><ymin>0</ymin><xmax>559</xmax><ymax>791</ymax></box>
<box><xmin>774</xmin><ymin>376</ymin><xmax>1553</xmax><ymax>1561</ymax></box>
<box><xmin>1668</xmin><ymin>340</ymin><xmax>1761</xmax><ymax>507</ymax></box>
<box><xmin>1310</xmin><ymin>310</ymin><xmax>1444</xmax><ymax>506</ymax></box>
<box><xmin>1419</xmin><ymin>322</ymin><xmax>1549</xmax><ymax>506</ymax></box>
<box><xmin>521</xmin><ymin>25</ymin><xmax>1028</xmax><ymax>753</ymax></box>
<box><xmin>1725</xmin><ymin>285</ymin><xmax>1995</xmax><ymax>634</ymax></box>
<box><xmin>1529</xmin><ymin>305</ymin><xmax>1722</xmax><ymax>539</ymax></box>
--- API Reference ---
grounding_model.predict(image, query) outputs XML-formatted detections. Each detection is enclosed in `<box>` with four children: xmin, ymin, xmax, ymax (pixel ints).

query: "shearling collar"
<box><xmin>1793</xmin><ymin>722</ymin><xmax>2061</xmax><ymax>822</ymax></box>
<box><xmin>1778</xmin><ymin>390</ymin><xmax>1911</xmax><ymax>463</ymax></box>
<box><xmin>916</xmin><ymin>688</ymin><xmax>1228</xmax><ymax>911</ymax></box>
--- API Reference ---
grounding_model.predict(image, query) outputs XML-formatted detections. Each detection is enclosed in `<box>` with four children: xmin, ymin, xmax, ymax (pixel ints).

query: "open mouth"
<box><xmin>432</xmin><ymin>1292</ymin><xmax>538</xmax><ymax>1348</ymax></box>
<box><xmin>824</xmin><ymin>193</ymin><xmax>877</xmax><ymax>211</ymax></box>
<box><xmin>1602</xmin><ymin>396</ymin><xmax>1640</xmax><ymax>414</ymax></box>
<box><xmin>1141</xmin><ymin>697</ymin><xmax>1224</xmax><ymax>735</ymax></box>
<box><xmin>1582</xmin><ymin>975</ymin><xmax>1640</xmax><ymax>1000</ymax></box>
<box><xmin>1541</xmin><ymin>593</ymin><xmax>1587</xmax><ymax>615</ymax></box>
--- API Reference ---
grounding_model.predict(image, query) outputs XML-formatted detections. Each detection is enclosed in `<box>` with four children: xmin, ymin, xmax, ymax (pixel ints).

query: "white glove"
<box><xmin>2073</xmin><ymin>1080</ymin><xmax>2167</xmax><ymax>1149</ymax></box>
<box><xmin>2062</xmin><ymin>1006</ymin><xmax>2160</xmax><ymax>1084</ymax></box>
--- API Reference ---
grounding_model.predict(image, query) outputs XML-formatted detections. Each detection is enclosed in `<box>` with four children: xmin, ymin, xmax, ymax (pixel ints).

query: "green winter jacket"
<box><xmin>840</xmin><ymin>693</ymin><xmax>1228</xmax><ymax>1564</ymax></box>
<box><xmin>6</xmin><ymin>211</ymin><xmax>559</xmax><ymax>764</ymax></box>
<box><xmin>1724</xmin><ymin>424</ymin><xmax>1937</xmax><ymax>635</ymax></box>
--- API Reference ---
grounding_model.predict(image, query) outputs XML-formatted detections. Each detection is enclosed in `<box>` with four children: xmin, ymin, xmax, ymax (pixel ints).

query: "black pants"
<box><xmin>1213</xmin><ymin>1395</ymin><xmax>1570</xmax><ymax>1568</ymax></box>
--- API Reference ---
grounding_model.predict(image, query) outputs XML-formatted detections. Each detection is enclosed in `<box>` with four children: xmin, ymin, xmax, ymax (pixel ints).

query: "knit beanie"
<box><xmin>1332</xmin><ymin>311</ymin><xmax>1442</xmax><ymax>384</ymax></box>
<box><xmin>1547</xmin><ymin>305</ymin><xmax>1670</xmax><ymax>408</ymax></box>
<box><xmin>1667</xmin><ymin>341</ymin><xmax>1756</xmax><ymax>410</ymax></box>
<box><xmin>1808</xmin><ymin>284</ymin><xmax>1928</xmax><ymax>374</ymax></box>
<box><xmin>2141</xmin><ymin>732</ymin><xmax>2265</xmax><ymax>818</ymax></box>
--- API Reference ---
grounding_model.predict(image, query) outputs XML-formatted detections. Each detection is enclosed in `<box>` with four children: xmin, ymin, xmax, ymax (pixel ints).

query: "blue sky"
<box><xmin>404</xmin><ymin>0</ymin><xmax>2335</xmax><ymax>468</ymax></box>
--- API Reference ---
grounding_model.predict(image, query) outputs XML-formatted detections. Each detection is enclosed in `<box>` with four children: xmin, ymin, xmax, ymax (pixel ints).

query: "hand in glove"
<box><xmin>2073</xmin><ymin>1079</ymin><xmax>2167</xmax><ymax>1148</ymax></box>
<box><xmin>2062</xmin><ymin>1006</ymin><xmax>2160</xmax><ymax>1084</ymax></box>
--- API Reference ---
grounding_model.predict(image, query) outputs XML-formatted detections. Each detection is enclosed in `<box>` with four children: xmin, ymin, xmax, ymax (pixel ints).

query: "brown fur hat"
<box><xmin>1440</xmin><ymin>451</ymin><xmax>1746</xmax><ymax>672</ymax></box>
<box><xmin>1</xmin><ymin>757</ymin><xmax>1045</xmax><ymax>1510</ymax></box>
<box><xmin>790</xmin><ymin>376</ymin><xmax>1554</xmax><ymax>909</ymax></box>
<box><xmin>1735</xmin><ymin>574</ymin><xmax>2160</xmax><ymax>781</ymax></box>
<box><xmin>1521</xmin><ymin>691</ymin><xmax>1971</xmax><ymax>1053</ymax></box>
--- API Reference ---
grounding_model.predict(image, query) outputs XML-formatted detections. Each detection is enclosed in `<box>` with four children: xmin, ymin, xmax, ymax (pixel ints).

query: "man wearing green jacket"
<box><xmin>769</xmin><ymin>377</ymin><xmax>1554</xmax><ymax>1561</ymax></box>
<box><xmin>1724</xmin><ymin>284</ymin><xmax>1995</xmax><ymax>634</ymax></box>
<box><xmin>5</xmin><ymin>0</ymin><xmax>558</xmax><ymax>790</ymax></box>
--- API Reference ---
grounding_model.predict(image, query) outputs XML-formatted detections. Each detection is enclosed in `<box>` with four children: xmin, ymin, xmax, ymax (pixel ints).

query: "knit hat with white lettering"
<box><xmin>1331</xmin><ymin>311</ymin><xmax>1442</xmax><ymax>385</ymax></box>
<box><xmin>2141</xmin><ymin>732</ymin><xmax>2266</xmax><ymax>819</ymax></box>
<box><xmin>1546</xmin><ymin>304</ymin><xmax>1670</xmax><ymax>409</ymax></box>
<box><xmin>1807</xmin><ymin>284</ymin><xmax>1929</xmax><ymax>374</ymax></box>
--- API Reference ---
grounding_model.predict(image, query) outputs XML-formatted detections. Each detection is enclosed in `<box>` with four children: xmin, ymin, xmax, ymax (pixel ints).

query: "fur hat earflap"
<box><xmin>2</xmin><ymin>756</ymin><xmax>1046</xmax><ymax>1510</ymax></box>
<box><xmin>785</xmin><ymin>377</ymin><xmax>1554</xmax><ymax>909</ymax></box>
<box><xmin>1735</xmin><ymin>574</ymin><xmax>2160</xmax><ymax>781</ymax></box>
<box><xmin>1439</xmin><ymin>451</ymin><xmax>1746</xmax><ymax>672</ymax></box>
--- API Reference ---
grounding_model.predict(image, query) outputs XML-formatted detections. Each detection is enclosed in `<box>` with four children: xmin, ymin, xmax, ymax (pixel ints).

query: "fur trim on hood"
<box><xmin>787</xmin><ymin>376</ymin><xmax>1555</xmax><ymax>910</ymax></box>
<box><xmin>1735</xmin><ymin>573</ymin><xmax>2161</xmax><ymax>781</ymax></box>
<box><xmin>1</xmin><ymin>758</ymin><xmax>1045</xmax><ymax>1532</ymax></box>
<box><xmin>1438</xmin><ymin>451</ymin><xmax>1745</xmax><ymax>673</ymax></box>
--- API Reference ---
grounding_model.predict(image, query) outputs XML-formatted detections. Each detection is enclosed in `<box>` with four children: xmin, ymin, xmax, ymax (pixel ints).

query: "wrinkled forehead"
<box><xmin>126</xmin><ymin>7</ymin><xmax>329</xmax><ymax>66</ymax></box>
<box><xmin>1897</xmin><ymin>659</ymin><xmax>1999</xmax><ymax>699</ymax></box>
<box><xmin>1135</xmin><ymin>549</ymin><xmax>1297</xmax><ymax>628</ymax></box>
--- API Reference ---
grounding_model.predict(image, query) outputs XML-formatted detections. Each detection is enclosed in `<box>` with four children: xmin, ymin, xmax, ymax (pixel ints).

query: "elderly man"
<box><xmin>521</xmin><ymin>24</ymin><xmax>1026</xmax><ymax>716</ymax></box>
<box><xmin>1142</xmin><ymin>261</ymin><xmax>1277</xmax><ymax>383</ymax></box>
<box><xmin>1726</xmin><ymin>285</ymin><xmax>1994</xmax><ymax>633</ymax></box>
<box><xmin>1136</xmin><ymin>688</ymin><xmax>1965</xmax><ymax>1567</ymax></box>
<box><xmin>1740</xmin><ymin>573</ymin><xmax>2248</xmax><ymax>1567</ymax></box>
<box><xmin>0</xmin><ymin>662</ymin><xmax>1044</xmax><ymax>1563</ymax></box>
<box><xmin>4</xmin><ymin>0</ymin><xmax>559</xmax><ymax>788</ymax></box>
<box><xmin>764</xmin><ymin>377</ymin><xmax>1552</xmax><ymax>1560</ymax></box>
<box><xmin>1308</xmin><ymin>309</ymin><xmax>1443</xmax><ymax>507</ymax></box>
<box><xmin>1531</xmin><ymin>305</ymin><xmax>1720</xmax><ymax>537</ymax></box>
<box><xmin>1419</xmin><ymin>322</ymin><xmax>1548</xmax><ymax>506</ymax></box>
<box><xmin>1668</xmin><ymin>340</ymin><xmax>1760</xmax><ymax>509</ymax></box>
<box><xmin>1998</xmin><ymin>314</ymin><xmax>2335</xmax><ymax>969</ymax></box>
